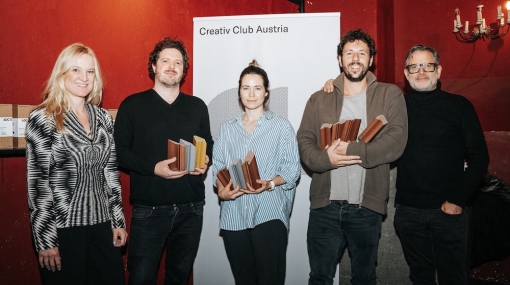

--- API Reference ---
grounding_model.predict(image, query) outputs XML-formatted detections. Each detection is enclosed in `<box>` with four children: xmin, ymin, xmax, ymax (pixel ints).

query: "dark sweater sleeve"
<box><xmin>448</xmin><ymin>99</ymin><xmax>489</xmax><ymax>207</ymax></box>
<box><xmin>199</xmin><ymin>101</ymin><xmax>214</xmax><ymax>160</ymax></box>
<box><xmin>114</xmin><ymin>97</ymin><xmax>158</xmax><ymax>176</ymax></box>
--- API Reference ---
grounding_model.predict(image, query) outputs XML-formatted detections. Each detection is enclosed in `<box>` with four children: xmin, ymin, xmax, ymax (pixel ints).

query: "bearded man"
<box><xmin>297</xmin><ymin>29</ymin><xmax>408</xmax><ymax>285</ymax></box>
<box><xmin>114</xmin><ymin>37</ymin><xmax>214</xmax><ymax>285</ymax></box>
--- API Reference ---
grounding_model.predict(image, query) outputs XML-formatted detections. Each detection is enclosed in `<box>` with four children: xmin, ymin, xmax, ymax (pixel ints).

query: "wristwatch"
<box><xmin>268</xmin><ymin>180</ymin><xmax>275</xmax><ymax>191</ymax></box>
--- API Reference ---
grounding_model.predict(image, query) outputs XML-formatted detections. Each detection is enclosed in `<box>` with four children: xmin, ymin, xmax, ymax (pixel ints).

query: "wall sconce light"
<box><xmin>453</xmin><ymin>0</ymin><xmax>510</xmax><ymax>43</ymax></box>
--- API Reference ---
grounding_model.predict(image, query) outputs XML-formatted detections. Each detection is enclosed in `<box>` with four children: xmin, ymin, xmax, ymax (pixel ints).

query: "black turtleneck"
<box><xmin>396</xmin><ymin>81</ymin><xmax>489</xmax><ymax>209</ymax></box>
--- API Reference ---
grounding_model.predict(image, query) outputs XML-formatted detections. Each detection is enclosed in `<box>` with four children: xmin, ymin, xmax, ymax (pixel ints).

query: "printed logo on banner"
<box><xmin>199</xmin><ymin>25</ymin><xmax>289</xmax><ymax>35</ymax></box>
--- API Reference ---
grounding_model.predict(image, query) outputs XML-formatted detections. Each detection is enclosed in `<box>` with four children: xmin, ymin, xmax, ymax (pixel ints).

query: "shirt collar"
<box><xmin>229</xmin><ymin>109</ymin><xmax>275</xmax><ymax>124</ymax></box>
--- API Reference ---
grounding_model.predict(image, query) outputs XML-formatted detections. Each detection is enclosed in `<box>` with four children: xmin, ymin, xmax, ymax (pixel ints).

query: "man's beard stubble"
<box><xmin>157</xmin><ymin>70</ymin><xmax>182</xmax><ymax>88</ymax></box>
<box><xmin>409</xmin><ymin>77</ymin><xmax>437</xmax><ymax>92</ymax></box>
<box><xmin>342</xmin><ymin>62</ymin><xmax>369</xmax><ymax>83</ymax></box>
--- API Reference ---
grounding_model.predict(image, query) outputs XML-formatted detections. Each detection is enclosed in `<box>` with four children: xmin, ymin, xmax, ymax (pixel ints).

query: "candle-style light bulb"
<box><xmin>507</xmin><ymin>1</ymin><xmax>510</xmax><ymax>23</ymax></box>
<box><xmin>455</xmin><ymin>8</ymin><xmax>462</xmax><ymax>27</ymax></box>
<box><xmin>477</xmin><ymin>2</ymin><xmax>484</xmax><ymax>24</ymax></box>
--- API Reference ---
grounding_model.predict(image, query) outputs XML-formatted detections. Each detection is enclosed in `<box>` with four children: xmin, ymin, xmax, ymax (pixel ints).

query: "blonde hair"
<box><xmin>40</xmin><ymin>43</ymin><xmax>104</xmax><ymax>132</ymax></box>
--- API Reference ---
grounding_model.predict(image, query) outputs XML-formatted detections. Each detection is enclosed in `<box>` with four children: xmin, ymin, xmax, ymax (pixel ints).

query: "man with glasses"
<box><xmin>394</xmin><ymin>44</ymin><xmax>489</xmax><ymax>284</ymax></box>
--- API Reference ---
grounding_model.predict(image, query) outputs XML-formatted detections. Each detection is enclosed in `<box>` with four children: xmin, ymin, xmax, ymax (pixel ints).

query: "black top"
<box><xmin>114</xmin><ymin>89</ymin><xmax>213</xmax><ymax>205</ymax></box>
<box><xmin>396</xmin><ymin>81</ymin><xmax>489</xmax><ymax>209</ymax></box>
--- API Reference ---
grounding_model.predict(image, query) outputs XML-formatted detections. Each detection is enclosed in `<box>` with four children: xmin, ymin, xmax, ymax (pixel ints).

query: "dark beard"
<box><xmin>161</xmin><ymin>80</ymin><xmax>180</xmax><ymax>88</ymax></box>
<box><xmin>157</xmin><ymin>72</ymin><xmax>182</xmax><ymax>88</ymax></box>
<box><xmin>342</xmin><ymin>65</ymin><xmax>369</xmax><ymax>82</ymax></box>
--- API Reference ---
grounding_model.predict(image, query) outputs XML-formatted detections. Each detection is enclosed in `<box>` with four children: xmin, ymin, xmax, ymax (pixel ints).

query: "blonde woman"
<box><xmin>26</xmin><ymin>43</ymin><xmax>127</xmax><ymax>285</ymax></box>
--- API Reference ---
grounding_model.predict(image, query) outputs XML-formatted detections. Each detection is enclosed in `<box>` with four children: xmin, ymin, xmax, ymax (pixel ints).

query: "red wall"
<box><xmin>393</xmin><ymin>0</ymin><xmax>510</xmax><ymax>131</ymax></box>
<box><xmin>0</xmin><ymin>1</ymin><xmax>298</xmax><ymax>284</ymax></box>
<box><xmin>1</xmin><ymin>0</ymin><xmax>509</xmax><ymax>284</ymax></box>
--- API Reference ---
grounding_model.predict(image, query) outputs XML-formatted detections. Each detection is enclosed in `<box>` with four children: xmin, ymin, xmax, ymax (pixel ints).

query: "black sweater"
<box><xmin>396</xmin><ymin>82</ymin><xmax>489</xmax><ymax>209</ymax></box>
<box><xmin>114</xmin><ymin>89</ymin><xmax>213</xmax><ymax>205</ymax></box>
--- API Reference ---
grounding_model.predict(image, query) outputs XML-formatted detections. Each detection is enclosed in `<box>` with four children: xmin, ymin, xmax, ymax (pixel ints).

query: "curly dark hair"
<box><xmin>337</xmin><ymin>29</ymin><xmax>377</xmax><ymax>58</ymax></box>
<box><xmin>148</xmin><ymin>37</ymin><xmax>189</xmax><ymax>80</ymax></box>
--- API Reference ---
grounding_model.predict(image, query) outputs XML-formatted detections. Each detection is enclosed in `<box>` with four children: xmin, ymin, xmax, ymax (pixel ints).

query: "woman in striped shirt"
<box><xmin>212</xmin><ymin>60</ymin><xmax>301</xmax><ymax>285</ymax></box>
<box><xmin>26</xmin><ymin>43</ymin><xmax>127</xmax><ymax>285</ymax></box>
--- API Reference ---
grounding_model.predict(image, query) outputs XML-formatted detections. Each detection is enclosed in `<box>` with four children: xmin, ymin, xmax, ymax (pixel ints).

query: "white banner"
<box><xmin>193</xmin><ymin>13</ymin><xmax>340</xmax><ymax>285</ymax></box>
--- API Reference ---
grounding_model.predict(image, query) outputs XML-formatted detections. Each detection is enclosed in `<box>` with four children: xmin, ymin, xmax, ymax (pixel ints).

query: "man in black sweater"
<box><xmin>394</xmin><ymin>44</ymin><xmax>489</xmax><ymax>285</ymax></box>
<box><xmin>114</xmin><ymin>37</ymin><xmax>213</xmax><ymax>285</ymax></box>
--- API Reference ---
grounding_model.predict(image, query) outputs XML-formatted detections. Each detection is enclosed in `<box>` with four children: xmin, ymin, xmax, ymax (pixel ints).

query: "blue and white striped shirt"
<box><xmin>212</xmin><ymin>110</ymin><xmax>301</xmax><ymax>231</ymax></box>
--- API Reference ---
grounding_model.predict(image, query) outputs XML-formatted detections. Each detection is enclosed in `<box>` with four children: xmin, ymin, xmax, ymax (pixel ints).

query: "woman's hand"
<box><xmin>242</xmin><ymin>180</ymin><xmax>271</xmax><ymax>194</ymax></box>
<box><xmin>217</xmin><ymin>179</ymin><xmax>244</xmax><ymax>200</ymax></box>
<box><xmin>112</xmin><ymin>228</ymin><xmax>128</xmax><ymax>247</ymax></box>
<box><xmin>39</xmin><ymin>247</ymin><xmax>61</xmax><ymax>272</ymax></box>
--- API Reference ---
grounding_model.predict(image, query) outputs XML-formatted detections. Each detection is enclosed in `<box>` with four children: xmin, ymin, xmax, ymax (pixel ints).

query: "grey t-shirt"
<box><xmin>330</xmin><ymin>91</ymin><xmax>367</xmax><ymax>203</ymax></box>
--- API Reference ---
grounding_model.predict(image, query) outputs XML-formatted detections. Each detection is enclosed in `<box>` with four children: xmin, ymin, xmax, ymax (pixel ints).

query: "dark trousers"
<box><xmin>127</xmin><ymin>201</ymin><xmax>204</xmax><ymax>285</ymax></box>
<box><xmin>221</xmin><ymin>219</ymin><xmax>288</xmax><ymax>285</ymax></box>
<box><xmin>40</xmin><ymin>221</ymin><xmax>125</xmax><ymax>285</ymax></box>
<box><xmin>394</xmin><ymin>204</ymin><xmax>468</xmax><ymax>285</ymax></box>
<box><xmin>307</xmin><ymin>201</ymin><xmax>382</xmax><ymax>285</ymax></box>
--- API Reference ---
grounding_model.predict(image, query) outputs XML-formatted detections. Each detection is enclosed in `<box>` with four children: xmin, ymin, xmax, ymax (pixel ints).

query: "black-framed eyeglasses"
<box><xmin>405</xmin><ymin>63</ymin><xmax>438</xmax><ymax>74</ymax></box>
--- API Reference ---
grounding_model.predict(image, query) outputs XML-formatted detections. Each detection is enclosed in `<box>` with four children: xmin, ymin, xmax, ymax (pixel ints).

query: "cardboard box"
<box><xmin>0</xmin><ymin>104</ymin><xmax>13</xmax><ymax>149</ymax></box>
<box><xmin>13</xmin><ymin>105</ymin><xmax>35</xmax><ymax>149</ymax></box>
<box><xmin>108</xmin><ymin>109</ymin><xmax>118</xmax><ymax>123</ymax></box>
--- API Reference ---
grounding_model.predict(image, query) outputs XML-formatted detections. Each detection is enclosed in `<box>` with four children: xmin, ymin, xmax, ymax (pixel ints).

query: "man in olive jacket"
<box><xmin>297</xmin><ymin>29</ymin><xmax>408</xmax><ymax>284</ymax></box>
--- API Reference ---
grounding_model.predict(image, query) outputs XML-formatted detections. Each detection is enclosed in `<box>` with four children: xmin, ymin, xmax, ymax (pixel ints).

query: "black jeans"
<box><xmin>394</xmin><ymin>204</ymin><xmax>468</xmax><ymax>285</ymax></box>
<box><xmin>127</xmin><ymin>201</ymin><xmax>204</xmax><ymax>285</ymax></box>
<box><xmin>40</xmin><ymin>221</ymin><xmax>125</xmax><ymax>285</ymax></box>
<box><xmin>222</xmin><ymin>219</ymin><xmax>288</xmax><ymax>285</ymax></box>
<box><xmin>307</xmin><ymin>201</ymin><xmax>382</xmax><ymax>285</ymax></box>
